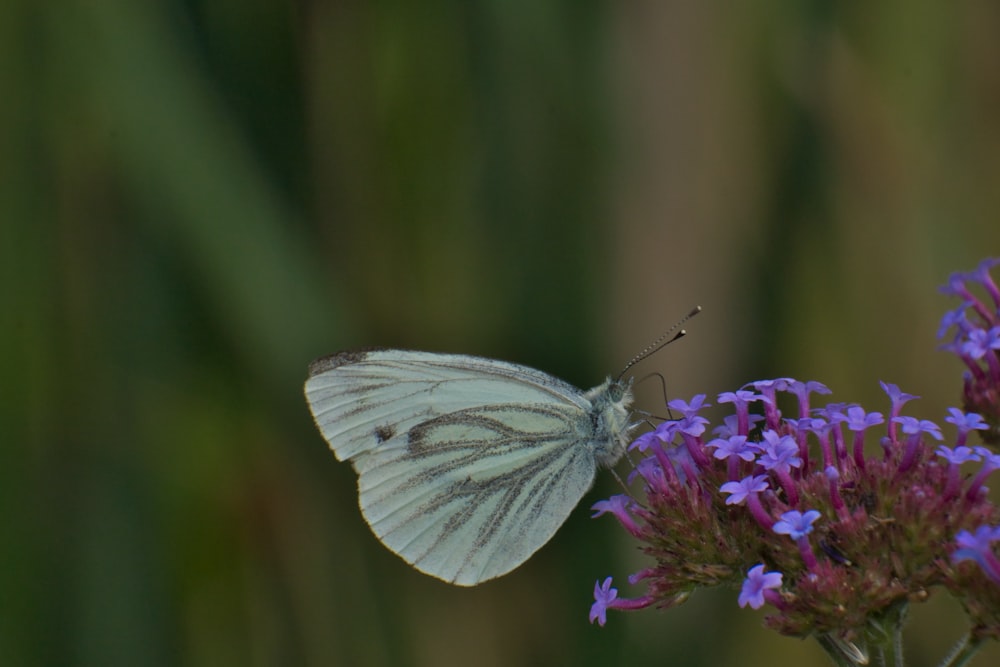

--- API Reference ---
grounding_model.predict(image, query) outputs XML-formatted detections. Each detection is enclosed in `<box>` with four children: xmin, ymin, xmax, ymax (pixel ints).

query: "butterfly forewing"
<box><xmin>305</xmin><ymin>350</ymin><xmax>590</xmax><ymax>463</ymax></box>
<box><xmin>304</xmin><ymin>349</ymin><xmax>633</xmax><ymax>585</ymax></box>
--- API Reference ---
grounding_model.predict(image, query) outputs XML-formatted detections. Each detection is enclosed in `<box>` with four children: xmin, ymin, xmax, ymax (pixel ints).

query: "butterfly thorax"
<box><xmin>585</xmin><ymin>377</ymin><xmax>635</xmax><ymax>468</ymax></box>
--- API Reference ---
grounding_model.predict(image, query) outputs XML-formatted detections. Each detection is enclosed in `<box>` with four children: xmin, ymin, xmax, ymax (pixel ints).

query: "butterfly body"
<box><xmin>304</xmin><ymin>349</ymin><xmax>634</xmax><ymax>585</ymax></box>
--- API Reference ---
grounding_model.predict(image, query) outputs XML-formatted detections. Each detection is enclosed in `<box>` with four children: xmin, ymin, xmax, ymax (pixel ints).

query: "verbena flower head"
<box><xmin>589</xmin><ymin>258</ymin><xmax>1000</xmax><ymax>665</ymax></box>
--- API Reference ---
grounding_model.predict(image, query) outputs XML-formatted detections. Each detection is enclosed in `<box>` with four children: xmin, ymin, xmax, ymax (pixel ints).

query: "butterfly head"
<box><xmin>587</xmin><ymin>377</ymin><xmax>635</xmax><ymax>468</ymax></box>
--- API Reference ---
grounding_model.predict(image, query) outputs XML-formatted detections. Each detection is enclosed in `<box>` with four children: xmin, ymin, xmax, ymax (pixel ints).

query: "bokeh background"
<box><xmin>3</xmin><ymin>1</ymin><xmax>1000</xmax><ymax>665</ymax></box>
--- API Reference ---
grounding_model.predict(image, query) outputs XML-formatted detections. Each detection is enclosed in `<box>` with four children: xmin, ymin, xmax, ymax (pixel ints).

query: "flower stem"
<box><xmin>939</xmin><ymin>633</ymin><xmax>986</xmax><ymax>667</ymax></box>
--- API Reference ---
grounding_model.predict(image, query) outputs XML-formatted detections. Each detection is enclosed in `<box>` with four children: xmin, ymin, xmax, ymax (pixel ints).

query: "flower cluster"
<box><xmin>589</xmin><ymin>259</ymin><xmax>1000</xmax><ymax>664</ymax></box>
<box><xmin>939</xmin><ymin>257</ymin><xmax>1000</xmax><ymax>444</ymax></box>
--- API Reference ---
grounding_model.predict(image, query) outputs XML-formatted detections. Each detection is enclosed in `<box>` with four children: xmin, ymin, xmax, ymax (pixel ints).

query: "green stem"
<box><xmin>814</xmin><ymin>601</ymin><xmax>911</xmax><ymax>666</ymax></box>
<box><xmin>938</xmin><ymin>633</ymin><xmax>985</xmax><ymax>667</ymax></box>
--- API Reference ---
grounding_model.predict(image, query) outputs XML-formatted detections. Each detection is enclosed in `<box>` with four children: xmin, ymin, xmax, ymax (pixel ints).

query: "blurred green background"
<box><xmin>3</xmin><ymin>1</ymin><xmax>1000</xmax><ymax>665</ymax></box>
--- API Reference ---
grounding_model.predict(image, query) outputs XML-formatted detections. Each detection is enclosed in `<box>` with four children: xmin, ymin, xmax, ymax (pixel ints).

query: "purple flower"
<box><xmin>944</xmin><ymin>408</ymin><xmax>989</xmax><ymax>448</ymax></box>
<box><xmin>797</xmin><ymin>418</ymin><xmax>834</xmax><ymax>468</ymax></box>
<box><xmin>880</xmin><ymin>382</ymin><xmax>919</xmax><ymax>443</ymax></box>
<box><xmin>668</xmin><ymin>394</ymin><xmax>710</xmax><ymax>418</ymax></box>
<box><xmin>773</xmin><ymin>510</ymin><xmax>821</xmax><ymax>540</ymax></box>
<box><xmin>758</xmin><ymin>431</ymin><xmax>802</xmax><ymax>471</ymax></box>
<box><xmin>592</xmin><ymin>495</ymin><xmax>643</xmax><ymax>537</ymax></box>
<box><xmin>894</xmin><ymin>416</ymin><xmax>943</xmax><ymax>473</ymax></box>
<box><xmin>738</xmin><ymin>564</ymin><xmax>783</xmax><ymax>610</ymax></box>
<box><xmin>751</xmin><ymin>379</ymin><xmax>791</xmax><ymax>428</ymax></box>
<box><xmin>894</xmin><ymin>416</ymin><xmax>943</xmax><ymax>440</ymax></box>
<box><xmin>832</xmin><ymin>406</ymin><xmax>884</xmax><ymax>469</ymax></box>
<box><xmin>940</xmin><ymin>259</ymin><xmax>1000</xmax><ymax>321</ymax></box>
<box><xmin>585</xmin><ymin>260</ymin><xmax>1000</xmax><ymax>651</ymax></box>
<box><xmin>707</xmin><ymin>435</ymin><xmax>757</xmax><ymax>480</ymax></box>
<box><xmin>588</xmin><ymin>577</ymin><xmax>655</xmax><ymax>625</ymax></box>
<box><xmin>942</xmin><ymin>260</ymin><xmax>1000</xmax><ymax>433</ymax></box>
<box><xmin>879</xmin><ymin>381</ymin><xmax>919</xmax><ymax>408</ymax></box>
<box><xmin>712</xmin><ymin>415</ymin><xmax>739</xmax><ymax>439</ymax></box>
<box><xmin>944</xmin><ymin>408</ymin><xmax>989</xmax><ymax>431</ymax></box>
<box><xmin>941</xmin><ymin>258</ymin><xmax>1000</xmax><ymax>320</ymax></box>
<box><xmin>589</xmin><ymin>577</ymin><xmax>618</xmax><ymax>626</ymax></box>
<box><xmin>707</xmin><ymin>435</ymin><xmax>755</xmax><ymax>461</ymax></box>
<box><xmin>968</xmin><ymin>257</ymin><xmax>1000</xmax><ymax>304</ymax></box>
<box><xmin>965</xmin><ymin>448</ymin><xmax>1000</xmax><ymax>500</ymax></box>
<box><xmin>721</xmin><ymin>475</ymin><xmax>769</xmax><ymax>505</ymax></box>
<box><xmin>751</xmin><ymin>378</ymin><xmax>792</xmax><ymax>392</ymax></box>
<box><xmin>814</xmin><ymin>402</ymin><xmax>849</xmax><ymax>421</ymax></box>
<box><xmin>938</xmin><ymin>304</ymin><xmax>972</xmax><ymax>339</ymax></box>
<box><xmin>784</xmin><ymin>379</ymin><xmax>832</xmax><ymax>419</ymax></box>
<box><xmin>952</xmin><ymin>526</ymin><xmax>1000</xmax><ymax>585</ymax></box>
<box><xmin>630</xmin><ymin>421</ymin><xmax>678</xmax><ymax>454</ymax></box>
<box><xmin>721</xmin><ymin>475</ymin><xmax>774</xmax><ymax>530</ymax></box>
<box><xmin>774</xmin><ymin>510</ymin><xmax>821</xmax><ymax>570</ymax></box>
<box><xmin>962</xmin><ymin>326</ymin><xmax>1000</xmax><ymax>360</ymax></box>
<box><xmin>627</xmin><ymin>455</ymin><xmax>670</xmax><ymax>493</ymax></box>
<box><xmin>936</xmin><ymin>445</ymin><xmax>982</xmax><ymax>500</ymax></box>
<box><xmin>935</xmin><ymin>445</ymin><xmax>981</xmax><ymax>466</ymax></box>
<box><xmin>816</xmin><ymin>403</ymin><xmax>850</xmax><ymax>463</ymax></box>
<box><xmin>717</xmin><ymin>390</ymin><xmax>759</xmax><ymax>408</ymax></box>
<box><xmin>837</xmin><ymin>406</ymin><xmax>885</xmax><ymax>432</ymax></box>
<box><xmin>676</xmin><ymin>414</ymin><xmax>710</xmax><ymax>438</ymax></box>
<box><xmin>718</xmin><ymin>390</ymin><xmax>761</xmax><ymax>436</ymax></box>
<box><xmin>629</xmin><ymin>430</ymin><xmax>664</xmax><ymax>454</ymax></box>
<box><xmin>974</xmin><ymin>446</ymin><xmax>1000</xmax><ymax>467</ymax></box>
<box><xmin>758</xmin><ymin>431</ymin><xmax>802</xmax><ymax>504</ymax></box>
<box><xmin>713</xmin><ymin>413</ymin><xmax>764</xmax><ymax>439</ymax></box>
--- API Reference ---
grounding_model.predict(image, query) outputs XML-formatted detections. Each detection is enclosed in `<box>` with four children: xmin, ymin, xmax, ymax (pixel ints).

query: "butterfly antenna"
<box><xmin>616</xmin><ymin>306</ymin><xmax>702</xmax><ymax>380</ymax></box>
<box><xmin>636</xmin><ymin>372</ymin><xmax>669</xmax><ymax>410</ymax></box>
<box><xmin>610</xmin><ymin>467</ymin><xmax>630</xmax><ymax>493</ymax></box>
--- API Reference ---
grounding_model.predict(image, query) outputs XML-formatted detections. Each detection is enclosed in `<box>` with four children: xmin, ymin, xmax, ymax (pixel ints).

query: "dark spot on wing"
<box><xmin>375</xmin><ymin>424</ymin><xmax>396</xmax><ymax>443</ymax></box>
<box><xmin>307</xmin><ymin>348</ymin><xmax>386</xmax><ymax>377</ymax></box>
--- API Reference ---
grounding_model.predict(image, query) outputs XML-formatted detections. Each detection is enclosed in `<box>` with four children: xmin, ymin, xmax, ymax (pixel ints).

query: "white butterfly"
<box><xmin>303</xmin><ymin>349</ymin><xmax>635</xmax><ymax>586</ymax></box>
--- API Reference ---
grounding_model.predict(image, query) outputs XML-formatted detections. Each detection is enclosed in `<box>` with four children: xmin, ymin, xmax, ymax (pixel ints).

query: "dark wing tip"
<box><xmin>307</xmin><ymin>347</ymin><xmax>385</xmax><ymax>377</ymax></box>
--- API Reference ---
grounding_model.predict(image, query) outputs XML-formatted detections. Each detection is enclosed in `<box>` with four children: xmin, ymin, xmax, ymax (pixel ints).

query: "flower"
<box><xmin>946</xmin><ymin>408</ymin><xmax>990</xmax><ymax>448</ymax></box>
<box><xmin>588</xmin><ymin>577</ymin><xmax>655</xmax><ymax>626</ymax></box>
<box><xmin>773</xmin><ymin>510</ymin><xmax>821</xmax><ymax>540</ymax></box>
<box><xmin>834</xmin><ymin>406</ymin><xmax>885</xmax><ymax>469</ymax></box>
<box><xmin>591</xmin><ymin>495</ymin><xmax>642</xmax><ymax>537</ymax></box>
<box><xmin>967</xmin><ymin>447</ymin><xmax>1000</xmax><ymax>501</ymax></box>
<box><xmin>589</xmin><ymin>577</ymin><xmax>617</xmax><ymax>626</ymax></box>
<box><xmin>774</xmin><ymin>509</ymin><xmax>821</xmax><ymax>569</ymax></box>
<box><xmin>757</xmin><ymin>431</ymin><xmax>804</xmax><ymax>505</ymax></box>
<box><xmin>585</xmin><ymin>258</ymin><xmax>1000</xmax><ymax>660</ymax></box>
<box><xmin>953</xmin><ymin>526</ymin><xmax>1000</xmax><ymax>585</ymax></box>
<box><xmin>590</xmin><ymin>374</ymin><xmax>999</xmax><ymax>635</ymax></box>
<box><xmin>939</xmin><ymin>258</ymin><xmax>1000</xmax><ymax>443</ymax></box>
<box><xmin>739</xmin><ymin>564</ymin><xmax>784</xmax><ymax>610</ymax></box>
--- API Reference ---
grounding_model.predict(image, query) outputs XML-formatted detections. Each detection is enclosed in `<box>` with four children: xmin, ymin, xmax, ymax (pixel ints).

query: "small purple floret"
<box><xmin>739</xmin><ymin>564</ymin><xmax>783</xmax><ymax>610</ymax></box>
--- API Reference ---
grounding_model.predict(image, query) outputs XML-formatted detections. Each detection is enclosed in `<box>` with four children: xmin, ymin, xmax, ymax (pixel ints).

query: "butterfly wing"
<box><xmin>358</xmin><ymin>402</ymin><xmax>602</xmax><ymax>584</ymax></box>
<box><xmin>304</xmin><ymin>349</ymin><xmax>609</xmax><ymax>585</ymax></box>
<box><xmin>304</xmin><ymin>349</ymin><xmax>593</xmax><ymax>463</ymax></box>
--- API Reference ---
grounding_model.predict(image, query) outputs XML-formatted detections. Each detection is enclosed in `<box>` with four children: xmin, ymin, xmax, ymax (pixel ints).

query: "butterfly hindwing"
<box><xmin>356</xmin><ymin>402</ymin><xmax>599</xmax><ymax>584</ymax></box>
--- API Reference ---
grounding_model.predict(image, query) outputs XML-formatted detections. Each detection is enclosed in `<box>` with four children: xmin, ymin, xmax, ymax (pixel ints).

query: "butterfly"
<box><xmin>303</xmin><ymin>310</ymin><xmax>697</xmax><ymax>586</ymax></box>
